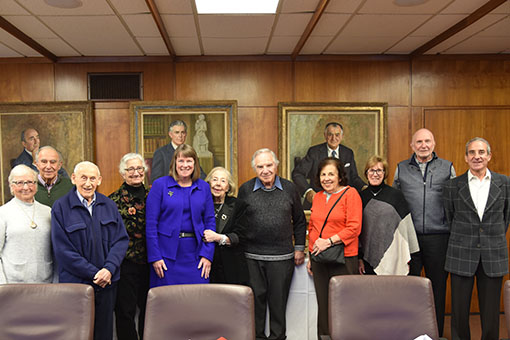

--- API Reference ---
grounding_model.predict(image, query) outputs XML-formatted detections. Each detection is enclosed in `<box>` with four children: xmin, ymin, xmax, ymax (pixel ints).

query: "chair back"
<box><xmin>329</xmin><ymin>275</ymin><xmax>439</xmax><ymax>340</ymax></box>
<box><xmin>0</xmin><ymin>283</ymin><xmax>94</xmax><ymax>340</ymax></box>
<box><xmin>144</xmin><ymin>283</ymin><xmax>255</xmax><ymax>340</ymax></box>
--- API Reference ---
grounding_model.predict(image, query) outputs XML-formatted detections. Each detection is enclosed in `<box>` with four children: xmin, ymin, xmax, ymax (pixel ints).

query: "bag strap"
<box><xmin>318</xmin><ymin>187</ymin><xmax>349</xmax><ymax>238</ymax></box>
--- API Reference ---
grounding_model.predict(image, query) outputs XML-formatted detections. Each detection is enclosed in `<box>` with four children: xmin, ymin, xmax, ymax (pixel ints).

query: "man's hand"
<box><xmin>93</xmin><ymin>268</ymin><xmax>112</xmax><ymax>288</ymax></box>
<box><xmin>294</xmin><ymin>250</ymin><xmax>305</xmax><ymax>266</ymax></box>
<box><xmin>305</xmin><ymin>190</ymin><xmax>316</xmax><ymax>203</ymax></box>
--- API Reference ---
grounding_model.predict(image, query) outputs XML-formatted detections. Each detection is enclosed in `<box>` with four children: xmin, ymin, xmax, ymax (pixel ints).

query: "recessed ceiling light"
<box><xmin>393</xmin><ymin>0</ymin><xmax>430</xmax><ymax>6</ymax></box>
<box><xmin>44</xmin><ymin>0</ymin><xmax>83</xmax><ymax>9</ymax></box>
<box><xmin>195</xmin><ymin>0</ymin><xmax>279</xmax><ymax>14</ymax></box>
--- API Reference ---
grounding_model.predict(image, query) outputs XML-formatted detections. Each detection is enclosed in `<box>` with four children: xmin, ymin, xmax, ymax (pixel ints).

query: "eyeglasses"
<box><xmin>367</xmin><ymin>169</ymin><xmax>384</xmax><ymax>175</ymax></box>
<box><xmin>125</xmin><ymin>166</ymin><xmax>145</xmax><ymax>174</ymax></box>
<box><xmin>12</xmin><ymin>180</ymin><xmax>37</xmax><ymax>187</ymax></box>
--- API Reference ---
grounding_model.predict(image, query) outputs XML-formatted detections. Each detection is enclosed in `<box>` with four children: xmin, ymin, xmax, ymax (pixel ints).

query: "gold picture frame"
<box><xmin>0</xmin><ymin>101</ymin><xmax>94</xmax><ymax>203</ymax></box>
<box><xmin>130</xmin><ymin>101</ymin><xmax>238</xmax><ymax>186</ymax></box>
<box><xmin>279</xmin><ymin>102</ymin><xmax>387</xmax><ymax>182</ymax></box>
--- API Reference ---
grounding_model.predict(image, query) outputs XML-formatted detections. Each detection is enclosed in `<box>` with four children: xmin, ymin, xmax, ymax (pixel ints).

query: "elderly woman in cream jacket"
<box><xmin>0</xmin><ymin>164</ymin><xmax>53</xmax><ymax>283</ymax></box>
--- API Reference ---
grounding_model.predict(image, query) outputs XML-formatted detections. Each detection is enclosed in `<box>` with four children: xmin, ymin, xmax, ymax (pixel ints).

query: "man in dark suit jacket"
<box><xmin>443</xmin><ymin>137</ymin><xmax>510</xmax><ymax>340</ymax></box>
<box><xmin>12</xmin><ymin>128</ymin><xmax>40</xmax><ymax>171</ymax></box>
<box><xmin>150</xmin><ymin>120</ymin><xmax>205</xmax><ymax>183</ymax></box>
<box><xmin>292</xmin><ymin>122</ymin><xmax>365</xmax><ymax>209</ymax></box>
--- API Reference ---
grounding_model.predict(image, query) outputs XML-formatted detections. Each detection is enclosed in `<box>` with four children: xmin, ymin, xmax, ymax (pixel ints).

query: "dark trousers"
<box><xmin>311</xmin><ymin>256</ymin><xmax>358</xmax><ymax>337</ymax></box>
<box><xmin>450</xmin><ymin>263</ymin><xmax>503</xmax><ymax>340</ymax></box>
<box><xmin>409</xmin><ymin>233</ymin><xmax>449</xmax><ymax>336</ymax></box>
<box><xmin>94</xmin><ymin>282</ymin><xmax>118</xmax><ymax>340</ymax></box>
<box><xmin>246</xmin><ymin>258</ymin><xmax>294</xmax><ymax>340</ymax></box>
<box><xmin>115</xmin><ymin>260</ymin><xmax>150</xmax><ymax>340</ymax></box>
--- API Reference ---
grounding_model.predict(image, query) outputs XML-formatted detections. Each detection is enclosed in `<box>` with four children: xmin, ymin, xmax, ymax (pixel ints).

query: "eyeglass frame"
<box><xmin>11</xmin><ymin>180</ymin><xmax>37</xmax><ymax>187</ymax></box>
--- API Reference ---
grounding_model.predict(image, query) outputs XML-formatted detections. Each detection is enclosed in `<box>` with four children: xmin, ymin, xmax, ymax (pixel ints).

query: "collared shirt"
<box><xmin>414</xmin><ymin>155</ymin><xmax>433</xmax><ymax>177</ymax></box>
<box><xmin>38</xmin><ymin>174</ymin><xmax>58</xmax><ymax>191</ymax></box>
<box><xmin>468</xmin><ymin>169</ymin><xmax>491</xmax><ymax>221</ymax></box>
<box><xmin>75</xmin><ymin>190</ymin><xmax>96</xmax><ymax>216</ymax></box>
<box><xmin>171</xmin><ymin>141</ymin><xmax>179</xmax><ymax>150</ymax></box>
<box><xmin>327</xmin><ymin>146</ymin><xmax>340</xmax><ymax>158</ymax></box>
<box><xmin>253</xmin><ymin>176</ymin><xmax>283</xmax><ymax>192</ymax></box>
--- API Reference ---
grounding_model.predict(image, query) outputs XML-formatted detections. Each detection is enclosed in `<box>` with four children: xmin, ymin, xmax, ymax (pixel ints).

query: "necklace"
<box><xmin>214</xmin><ymin>203</ymin><xmax>224</xmax><ymax>218</ymax></box>
<box><xmin>15</xmin><ymin>199</ymin><xmax>37</xmax><ymax>229</ymax></box>
<box><xmin>370</xmin><ymin>188</ymin><xmax>383</xmax><ymax>196</ymax></box>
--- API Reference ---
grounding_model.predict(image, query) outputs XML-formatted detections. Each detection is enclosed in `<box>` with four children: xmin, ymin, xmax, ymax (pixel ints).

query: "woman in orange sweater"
<box><xmin>306</xmin><ymin>157</ymin><xmax>362</xmax><ymax>338</ymax></box>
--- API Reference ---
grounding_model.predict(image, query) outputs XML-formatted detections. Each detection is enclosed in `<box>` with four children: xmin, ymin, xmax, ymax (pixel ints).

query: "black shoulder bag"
<box><xmin>310</xmin><ymin>188</ymin><xmax>349</xmax><ymax>264</ymax></box>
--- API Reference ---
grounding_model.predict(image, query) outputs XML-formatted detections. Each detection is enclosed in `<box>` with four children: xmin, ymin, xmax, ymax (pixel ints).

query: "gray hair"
<box><xmin>168</xmin><ymin>120</ymin><xmax>187</xmax><ymax>133</ymax></box>
<box><xmin>8</xmin><ymin>165</ymin><xmax>38</xmax><ymax>195</ymax></box>
<box><xmin>118</xmin><ymin>153</ymin><xmax>147</xmax><ymax>175</ymax></box>
<box><xmin>251</xmin><ymin>148</ymin><xmax>279</xmax><ymax>170</ymax></box>
<box><xmin>34</xmin><ymin>145</ymin><xmax>63</xmax><ymax>163</ymax></box>
<box><xmin>465</xmin><ymin>137</ymin><xmax>491</xmax><ymax>155</ymax></box>
<box><xmin>73</xmin><ymin>161</ymin><xmax>101</xmax><ymax>177</ymax></box>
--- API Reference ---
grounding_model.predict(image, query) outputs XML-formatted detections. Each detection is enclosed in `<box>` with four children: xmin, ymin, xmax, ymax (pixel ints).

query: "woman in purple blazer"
<box><xmin>146</xmin><ymin>144</ymin><xmax>216</xmax><ymax>287</ymax></box>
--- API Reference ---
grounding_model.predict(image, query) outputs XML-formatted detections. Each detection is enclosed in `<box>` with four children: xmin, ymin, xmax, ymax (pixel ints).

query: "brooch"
<box><xmin>221</xmin><ymin>214</ymin><xmax>227</xmax><ymax>220</ymax></box>
<box><xmin>168</xmin><ymin>190</ymin><xmax>173</xmax><ymax>197</ymax></box>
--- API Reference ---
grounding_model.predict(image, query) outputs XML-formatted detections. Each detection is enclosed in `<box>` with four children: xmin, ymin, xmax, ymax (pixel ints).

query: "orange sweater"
<box><xmin>308</xmin><ymin>187</ymin><xmax>362</xmax><ymax>257</ymax></box>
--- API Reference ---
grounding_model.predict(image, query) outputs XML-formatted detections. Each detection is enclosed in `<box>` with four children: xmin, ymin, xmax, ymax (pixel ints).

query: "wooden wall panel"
<box><xmin>386</xmin><ymin>106</ymin><xmax>411</xmax><ymax>185</ymax></box>
<box><xmin>175</xmin><ymin>62</ymin><xmax>293</xmax><ymax>106</ymax></box>
<box><xmin>295</xmin><ymin>60</ymin><xmax>410</xmax><ymax>105</ymax></box>
<box><xmin>0</xmin><ymin>63</ymin><xmax>54</xmax><ymax>102</ymax></box>
<box><xmin>412</xmin><ymin>59</ymin><xmax>510</xmax><ymax>107</ymax></box>
<box><xmin>237</xmin><ymin>107</ymin><xmax>278</xmax><ymax>185</ymax></box>
<box><xmin>93</xmin><ymin>102</ymin><xmax>131</xmax><ymax>196</ymax></box>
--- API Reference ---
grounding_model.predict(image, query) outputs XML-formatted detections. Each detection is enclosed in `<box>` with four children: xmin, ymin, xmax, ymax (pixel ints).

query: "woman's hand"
<box><xmin>152</xmin><ymin>259</ymin><xmax>167</xmax><ymax>279</ymax></box>
<box><xmin>198</xmin><ymin>257</ymin><xmax>211</xmax><ymax>279</ymax></box>
<box><xmin>311</xmin><ymin>237</ymin><xmax>331</xmax><ymax>256</ymax></box>
<box><xmin>203</xmin><ymin>229</ymin><xmax>221</xmax><ymax>243</ymax></box>
<box><xmin>358</xmin><ymin>259</ymin><xmax>365</xmax><ymax>275</ymax></box>
<box><xmin>306</xmin><ymin>258</ymin><xmax>313</xmax><ymax>276</ymax></box>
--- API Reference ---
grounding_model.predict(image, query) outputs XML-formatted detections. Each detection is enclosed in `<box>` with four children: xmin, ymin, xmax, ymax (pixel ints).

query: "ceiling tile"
<box><xmin>280</xmin><ymin>0</ymin><xmax>320</xmax><ymax>13</ymax></box>
<box><xmin>202</xmin><ymin>37</ymin><xmax>267</xmax><ymax>54</ymax></box>
<box><xmin>410</xmin><ymin>14</ymin><xmax>466</xmax><ymax>36</ymax></box>
<box><xmin>35</xmin><ymin>38</ymin><xmax>79</xmax><ymax>56</ymax></box>
<box><xmin>359</xmin><ymin>0</ymin><xmax>450</xmax><ymax>14</ymax></box>
<box><xmin>301</xmin><ymin>36</ymin><xmax>333</xmax><ymax>54</ymax></box>
<box><xmin>267</xmin><ymin>36</ymin><xmax>300</xmax><ymax>53</ymax></box>
<box><xmin>444</xmin><ymin>36</ymin><xmax>510</xmax><ymax>53</ymax></box>
<box><xmin>326</xmin><ymin>35</ymin><xmax>395</xmax><ymax>53</ymax></box>
<box><xmin>3</xmin><ymin>15</ymin><xmax>58</xmax><ymax>38</ymax></box>
<box><xmin>0</xmin><ymin>43</ymin><xmax>24</xmax><ymax>57</ymax></box>
<box><xmin>170</xmin><ymin>37</ymin><xmax>201</xmax><ymax>55</ymax></box>
<box><xmin>109</xmin><ymin>0</ymin><xmax>150</xmax><ymax>15</ymax></box>
<box><xmin>155</xmin><ymin>0</ymin><xmax>193</xmax><ymax>14</ymax></box>
<box><xmin>0</xmin><ymin>29</ymin><xmax>40</xmax><ymax>56</ymax></box>
<box><xmin>162</xmin><ymin>14</ymin><xmax>198</xmax><ymax>37</ymax></box>
<box><xmin>41</xmin><ymin>16</ymin><xmax>142</xmax><ymax>55</ymax></box>
<box><xmin>341</xmin><ymin>14</ymin><xmax>429</xmax><ymax>37</ymax></box>
<box><xmin>325</xmin><ymin>0</ymin><xmax>363</xmax><ymax>13</ymax></box>
<box><xmin>137</xmin><ymin>37</ymin><xmax>168</xmax><ymax>55</ymax></box>
<box><xmin>273</xmin><ymin>13</ymin><xmax>312</xmax><ymax>36</ymax></box>
<box><xmin>311</xmin><ymin>13</ymin><xmax>350</xmax><ymax>36</ymax></box>
<box><xmin>0</xmin><ymin>0</ymin><xmax>30</xmax><ymax>15</ymax></box>
<box><xmin>386</xmin><ymin>36</ymin><xmax>431</xmax><ymax>53</ymax></box>
<box><xmin>16</xmin><ymin>0</ymin><xmax>114</xmax><ymax>15</ymax></box>
<box><xmin>199</xmin><ymin>15</ymin><xmax>275</xmax><ymax>38</ymax></box>
<box><xmin>442</xmin><ymin>0</ymin><xmax>493</xmax><ymax>15</ymax></box>
<box><xmin>477</xmin><ymin>16</ymin><xmax>510</xmax><ymax>37</ymax></box>
<box><xmin>123</xmin><ymin>14</ymin><xmax>160</xmax><ymax>36</ymax></box>
<box><xmin>491</xmin><ymin>0</ymin><xmax>510</xmax><ymax>14</ymax></box>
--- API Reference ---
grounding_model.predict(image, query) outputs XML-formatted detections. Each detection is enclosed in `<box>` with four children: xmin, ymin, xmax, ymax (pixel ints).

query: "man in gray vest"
<box><xmin>393</xmin><ymin>128</ymin><xmax>455</xmax><ymax>338</ymax></box>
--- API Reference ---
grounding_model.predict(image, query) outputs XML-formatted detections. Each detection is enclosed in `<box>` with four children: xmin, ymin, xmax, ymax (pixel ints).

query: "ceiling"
<box><xmin>0</xmin><ymin>0</ymin><xmax>509</xmax><ymax>62</ymax></box>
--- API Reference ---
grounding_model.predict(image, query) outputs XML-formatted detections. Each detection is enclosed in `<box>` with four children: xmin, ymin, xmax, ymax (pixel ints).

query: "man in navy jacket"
<box><xmin>52</xmin><ymin>161</ymin><xmax>128</xmax><ymax>340</ymax></box>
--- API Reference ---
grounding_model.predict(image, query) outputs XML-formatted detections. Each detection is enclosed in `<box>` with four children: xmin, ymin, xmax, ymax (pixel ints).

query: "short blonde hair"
<box><xmin>169</xmin><ymin>144</ymin><xmax>200</xmax><ymax>182</ymax></box>
<box><xmin>363</xmin><ymin>155</ymin><xmax>388</xmax><ymax>180</ymax></box>
<box><xmin>205</xmin><ymin>167</ymin><xmax>237</xmax><ymax>196</ymax></box>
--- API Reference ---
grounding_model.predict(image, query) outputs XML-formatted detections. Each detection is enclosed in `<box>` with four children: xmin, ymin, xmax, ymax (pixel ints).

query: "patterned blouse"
<box><xmin>109</xmin><ymin>182</ymin><xmax>148</xmax><ymax>264</ymax></box>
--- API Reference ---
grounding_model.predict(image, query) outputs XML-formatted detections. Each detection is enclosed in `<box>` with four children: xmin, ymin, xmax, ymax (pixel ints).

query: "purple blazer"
<box><xmin>146</xmin><ymin>176</ymin><xmax>216</xmax><ymax>263</ymax></box>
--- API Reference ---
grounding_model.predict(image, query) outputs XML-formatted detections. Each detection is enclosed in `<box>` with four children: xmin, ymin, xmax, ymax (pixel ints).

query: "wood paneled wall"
<box><xmin>1</xmin><ymin>55</ymin><xmax>510</xmax><ymax>313</ymax></box>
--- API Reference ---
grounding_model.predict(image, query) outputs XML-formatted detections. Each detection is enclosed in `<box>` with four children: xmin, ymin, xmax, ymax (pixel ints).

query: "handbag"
<box><xmin>310</xmin><ymin>188</ymin><xmax>349</xmax><ymax>264</ymax></box>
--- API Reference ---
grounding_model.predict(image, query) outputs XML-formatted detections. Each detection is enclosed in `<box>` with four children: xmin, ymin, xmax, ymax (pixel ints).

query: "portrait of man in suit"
<box><xmin>292</xmin><ymin>122</ymin><xmax>365</xmax><ymax>209</ymax></box>
<box><xmin>443</xmin><ymin>137</ymin><xmax>510</xmax><ymax>340</ymax></box>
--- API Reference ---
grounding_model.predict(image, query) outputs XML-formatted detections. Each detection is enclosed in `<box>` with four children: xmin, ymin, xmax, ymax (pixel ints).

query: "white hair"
<box><xmin>8</xmin><ymin>165</ymin><xmax>38</xmax><ymax>195</ymax></box>
<box><xmin>118</xmin><ymin>153</ymin><xmax>147</xmax><ymax>175</ymax></box>
<box><xmin>251</xmin><ymin>148</ymin><xmax>279</xmax><ymax>170</ymax></box>
<box><xmin>34</xmin><ymin>145</ymin><xmax>63</xmax><ymax>163</ymax></box>
<box><xmin>73</xmin><ymin>161</ymin><xmax>101</xmax><ymax>177</ymax></box>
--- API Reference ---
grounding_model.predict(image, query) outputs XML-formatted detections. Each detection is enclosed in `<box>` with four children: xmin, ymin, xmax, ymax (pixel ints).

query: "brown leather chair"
<box><xmin>0</xmin><ymin>283</ymin><xmax>94</xmax><ymax>340</ymax></box>
<box><xmin>504</xmin><ymin>280</ymin><xmax>510</xmax><ymax>338</ymax></box>
<box><xmin>329</xmin><ymin>275</ymin><xmax>439</xmax><ymax>340</ymax></box>
<box><xmin>144</xmin><ymin>283</ymin><xmax>255</xmax><ymax>340</ymax></box>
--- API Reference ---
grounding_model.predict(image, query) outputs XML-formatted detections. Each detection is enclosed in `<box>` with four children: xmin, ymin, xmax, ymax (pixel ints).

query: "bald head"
<box><xmin>411</xmin><ymin>128</ymin><xmax>436</xmax><ymax>163</ymax></box>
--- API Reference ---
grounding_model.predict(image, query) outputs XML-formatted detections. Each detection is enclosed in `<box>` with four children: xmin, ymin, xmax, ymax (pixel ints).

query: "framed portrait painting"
<box><xmin>279</xmin><ymin>102</ymin><xmax>387</xmax><ymax>183</ymax></box>
<box><xmin>0</xmin><ymin>101</ymin><xmax>94</xmax><ymax>204</ymax></box>
<box><xmin>130</xmin><ymin>101</ymin><xmax>238</xmax><ymax>186</ymax></box>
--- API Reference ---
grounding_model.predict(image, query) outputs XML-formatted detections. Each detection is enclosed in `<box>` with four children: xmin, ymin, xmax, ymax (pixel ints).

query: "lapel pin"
<box><xmin>221</xmin><ymin>214</ymin><xmax>227</xmax><ymax>220</ymax></box>
<box><xmin>168</xmin><ymin>190</ymin><xmax>174</xmax><ymax>197</ymax></box>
